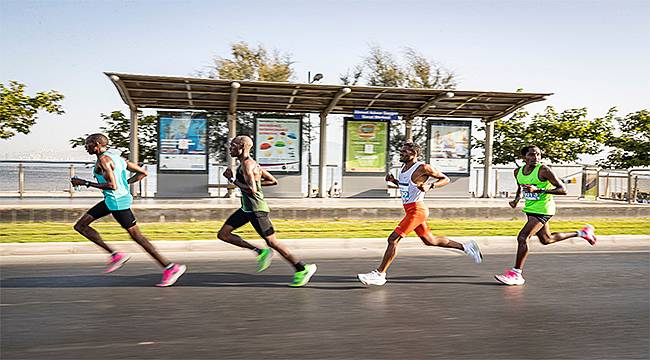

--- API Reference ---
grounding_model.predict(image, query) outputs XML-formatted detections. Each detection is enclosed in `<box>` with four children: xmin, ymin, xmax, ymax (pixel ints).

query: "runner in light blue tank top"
<box><xmin>94</xmin><ymin>149</ymin><xmax>133</xmax><ymax>211</ymax></box>
<box><xmin>71</xmin><ymin>133</ymin><xmax>186</xmax><ymax>287</ymax></box>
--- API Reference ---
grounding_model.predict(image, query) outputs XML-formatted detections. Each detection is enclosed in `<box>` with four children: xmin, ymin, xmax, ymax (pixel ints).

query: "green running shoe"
<box><xmin>256</xmin><ymin>248</ymin><xmax>273</xmax><ymax>272</ymax></box>
<box><xmin>289</xmin><ymin>264</ymin><xmax>317</xmax><ymax>287</ymax></box>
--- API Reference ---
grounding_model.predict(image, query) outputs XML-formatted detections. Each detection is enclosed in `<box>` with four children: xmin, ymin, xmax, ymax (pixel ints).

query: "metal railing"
<box><xmin>1</xmin><ymin>160</ymin><xmax>100</xmax><ymax>198</ymax></box>
<box><xmin>596</xmin><ymin>168</ymin><xmax>650</xmax><ymax>203</ymax></box>
<box><xmin>3</xmin><ymin>160</ymin><xmax>648</xmax><ymax>202</ymax></box>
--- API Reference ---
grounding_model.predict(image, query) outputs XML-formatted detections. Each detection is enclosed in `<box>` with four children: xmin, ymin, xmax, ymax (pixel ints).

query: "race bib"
<box><xmin>521</xmin><ymin>185</ymin><xmax>540</xmax><ymax>201</ymax></box>
<box><xmin>523</xmin><ymin>191</ymin><xmax>539</xmax><ymax>201</ymax></box>
<box><xmin>399</xmin><ymin>185</ymin><xmax>409</xmax><ymax>200</ymax></box>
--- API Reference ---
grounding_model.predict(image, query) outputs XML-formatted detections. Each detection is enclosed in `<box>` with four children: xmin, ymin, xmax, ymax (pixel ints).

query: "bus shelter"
<box><xmin>105</xmin><ymin>72</ymin><xmax>550</xmax><ymax>198</ymax></box>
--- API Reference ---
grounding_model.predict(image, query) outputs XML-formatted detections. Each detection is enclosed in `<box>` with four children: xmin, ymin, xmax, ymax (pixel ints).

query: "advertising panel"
<box><xmin>255</xmin><ymin>116</ymin><xmax>302</xmax><ymax>173</ymax></box>
<box><xmin>427</xmin><ymin>119</ymin><xmax>471</xmax><ymax>175</ymax></box>
<box><xmin>344</xmin><ymin>119</ymin><xmax>389</xmax><ymax>174</ymax></box>
<box><xmin>158</xmin><ymin>112</ymin><xmax>207</xmax><ymax>172</ymax></box>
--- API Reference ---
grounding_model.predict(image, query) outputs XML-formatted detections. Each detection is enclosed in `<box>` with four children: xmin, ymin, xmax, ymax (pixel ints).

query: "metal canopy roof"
<box><xmin>105</xmin><ymin>72</ymin><xmax>551</xmax><ymax>121</ymax></box>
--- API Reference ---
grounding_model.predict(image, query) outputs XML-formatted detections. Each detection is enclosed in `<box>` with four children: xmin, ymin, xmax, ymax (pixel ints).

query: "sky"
<box><xmin>1</xmin><ymin>0</ymin><xmax>649</xmax><ymax>161</ymax></box>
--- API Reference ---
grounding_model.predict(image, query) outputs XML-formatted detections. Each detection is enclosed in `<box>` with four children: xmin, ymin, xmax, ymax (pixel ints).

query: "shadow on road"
<box><xmin>1</xmin><ymin>272</ymin><xmax>499</xmax><ymax>289</ymax></box>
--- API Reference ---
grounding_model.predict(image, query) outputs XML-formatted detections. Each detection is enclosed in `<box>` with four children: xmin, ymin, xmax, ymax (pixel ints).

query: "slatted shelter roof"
<box><xmin>106</xmin><ymin>72</ymin><xmax>551</xmax><ymax>121</ymax></box>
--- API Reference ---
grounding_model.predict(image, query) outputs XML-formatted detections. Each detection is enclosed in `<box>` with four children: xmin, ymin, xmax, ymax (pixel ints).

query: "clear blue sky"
<box><xmin>1</xmin><ymin>0</ymin><xmax>648</xmax><ymax>160</ymax></box>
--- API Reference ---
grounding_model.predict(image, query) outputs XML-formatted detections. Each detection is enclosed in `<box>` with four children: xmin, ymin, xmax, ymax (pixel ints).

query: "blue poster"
<box><xmin>158</xmin><ymin>112</ymin><xmax>207</xmax><ymax>171</ymax></box>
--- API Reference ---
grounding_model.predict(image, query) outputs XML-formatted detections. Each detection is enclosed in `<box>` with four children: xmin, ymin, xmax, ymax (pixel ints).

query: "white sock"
<box><xmin>512</xmin><ymin>268</ymin><xmax>522</xmax><ymax>275</ymax></box>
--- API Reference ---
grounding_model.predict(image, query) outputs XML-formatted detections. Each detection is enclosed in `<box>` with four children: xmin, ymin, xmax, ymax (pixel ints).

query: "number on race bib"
<box><xmin>523</xmin><ymin>191</ymin><xmax>540</xmax><ymax>201</ymax></box>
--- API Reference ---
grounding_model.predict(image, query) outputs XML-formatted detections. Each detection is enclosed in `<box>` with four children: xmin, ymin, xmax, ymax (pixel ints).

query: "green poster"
<box><xmin>345</xmin><ymin>120</ymin><xmax>388</xmax><ymax>173</ymax></box>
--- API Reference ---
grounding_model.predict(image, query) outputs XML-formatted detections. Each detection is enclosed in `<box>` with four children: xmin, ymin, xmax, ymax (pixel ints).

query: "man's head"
<box><xmin>229</xmin><ymin>135</ymin><xmax>253</xmax><ymax>158</ymax></box>
<box><xmin>520</xmin><ymin>145</ymin><xmax>541</xmax><ymax>166</ymax></box>
<box><xmin>84</xmin><ymin>133</ymin><xmax>109</xmax><ymax>155</ymax></box>
<box><xmin>399</xmin><ymin>141</ymin><xmax>421</xmax><ymax>163</ymax></box>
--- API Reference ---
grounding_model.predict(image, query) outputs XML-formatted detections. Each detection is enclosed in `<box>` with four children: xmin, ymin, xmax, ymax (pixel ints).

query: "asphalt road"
<box><xmin>1</xmin><ymin>252</ymin><xmax>648</xmax><ymax>359</ymax></box>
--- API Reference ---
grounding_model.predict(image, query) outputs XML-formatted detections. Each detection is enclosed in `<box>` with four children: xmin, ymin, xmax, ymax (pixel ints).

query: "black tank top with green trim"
<box><xmin>237</xmin><ymin>163</ymin><xmax>270</xmax><ymax>213</ymax></box>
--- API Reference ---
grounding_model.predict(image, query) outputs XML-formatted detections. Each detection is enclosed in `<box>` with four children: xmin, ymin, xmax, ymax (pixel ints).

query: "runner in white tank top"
<box><xmin>358</xmin><ymin>141</ymin><xmax>483</xmax><ymax>286</ymax></box>
<box><xmin>398</xmin><ymin>160</ymin><xmax>427</xmax><ymax>204</ymax></box>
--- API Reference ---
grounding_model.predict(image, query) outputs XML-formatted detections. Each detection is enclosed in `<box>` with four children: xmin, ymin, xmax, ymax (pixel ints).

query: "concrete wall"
<box><xmin>2</xmin><ymin>205</ymin><xmax>648</xmax><ymax>223</ymax></box>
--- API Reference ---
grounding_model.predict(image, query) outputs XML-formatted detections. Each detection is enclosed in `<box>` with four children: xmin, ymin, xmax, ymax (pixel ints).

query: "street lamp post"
<box><xmin>306</xmin><ymin>72</ymin><xmax>323</xmax><ymax>197</ymax></box>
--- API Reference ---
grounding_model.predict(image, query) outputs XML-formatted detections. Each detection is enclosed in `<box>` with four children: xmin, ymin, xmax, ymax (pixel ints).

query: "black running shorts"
<box><xmin>87</xmin><ymin>201</ymin><xmax>137</xmax><ymax>229</ymax></box>
<box><xmin>224</xmin><ymin>208</ymin><xmax>275</xmax><ymax>238</ymax></box>
<box><xmin>526</xmin><ymin>212</ymin><xmax>553</xmax><ymax>225</ymax></box>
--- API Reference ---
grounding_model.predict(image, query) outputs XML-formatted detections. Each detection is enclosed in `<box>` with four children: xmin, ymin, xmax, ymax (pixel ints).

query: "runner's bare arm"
<box><xmin>536</xmin><ymin>165</ymin><xmax>567</xmax><ymax>195</ymax></box>
<box><xmin>260</xmin><ymin>168</ymin><xmax>278</xmax><ymax>186</ymax></box>
<box><xmin>509</xmin><ymin>168</ymin><xmax>521</xmax><ymax>208</ymax></box>
<box><xmin>126</xmin><ymin>160</ymin><xmax>148</xmax><ymax>184</ymax></box>
<box><xmin>418</xmin><ymin>164</ymin><xmax>450</xmax><ymax>192</ymax></box>
<box><xmin>71</xmin><ymin>156</ymin><xmax>118</xmax><ymax>190</ymax></box>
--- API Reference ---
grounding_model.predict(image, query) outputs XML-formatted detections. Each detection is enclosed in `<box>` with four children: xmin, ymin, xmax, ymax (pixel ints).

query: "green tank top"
<box><xmin>237</xmin><ymin>164</ymin><xmax>270</xmax><ymax>213</ymax></box>
<box><xmin>516</xmin><ymin>163</ymin><xmax>556</xmax><ymax>216</ymax></box>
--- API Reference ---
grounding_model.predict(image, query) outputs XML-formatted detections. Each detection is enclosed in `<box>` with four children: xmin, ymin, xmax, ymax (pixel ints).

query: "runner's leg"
<box><xmin>73</xmin><ymin>202</ymin><xmax>114</xmax><ymax>253</ymax></box>
<box><xmin>515</xmin><ymin>216</ymin><xmax>546</xmax><ymax>270</ymax></box>
<box><xmin>125</xmin><ymin>224</ymin><xmax>170</xmax><ymax>268</ymax></box>
<box><xmin>377</xmin><ymin>231</ymin><xmax>403</xmax><ymax>273</ymax></box>
<box><xmin>217</xmin><ymin>209</ymin><xmax>263</xmax><ymax>252</ymax></box>
<box><xmin>536</xmin><ymin>222</ymin><xmax>579</xmax><ymax>245</ymax></box>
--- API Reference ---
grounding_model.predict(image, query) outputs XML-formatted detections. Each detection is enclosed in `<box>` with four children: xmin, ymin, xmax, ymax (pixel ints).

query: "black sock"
<box><xmin>294</xmin><ymin>261</ymin><xmax>305</xmax><ymax>272</ymax></box>
<box><xmin>253</xmin><ymin>248</ymin><xmax>262</xmax><ymax>255</ymax></box>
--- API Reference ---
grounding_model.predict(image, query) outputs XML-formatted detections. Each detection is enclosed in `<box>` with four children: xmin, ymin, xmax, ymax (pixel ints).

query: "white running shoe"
<box><xmin>464</xmin><ymin>240</ymin><xmax>483</xmax><ymax>264</ymax></box>
<box><xmin>357</xmin><ymin>270</ymin><xmax>387</xmax><ymax>286</ymax></box>
<box><xmin>494</xmin><ymin>268</ymin><xmax>526</xmax><ymax>286</ymax></box>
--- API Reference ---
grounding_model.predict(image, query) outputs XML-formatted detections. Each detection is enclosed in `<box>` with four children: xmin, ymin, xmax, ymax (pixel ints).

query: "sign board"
<box><xmin>343</xmin><ymin>118</ymin><xmax>389</xmax><ymax>174</ymax></box>
<box><xmin>157</xmin><ymin>112</ymin><xmax>208</xmax><ymax>172</ymax></box>
<box><xmin>254</xmin><ymin>116</ymin><xmax>302</xmax><ymax>174</ymax></box>
<box><xmin>353</xmin><ymin>109</ymin><xmax>399</xmax><ymax>120</ymax></box>
<box><xmin>426</xmin><ymin>119</ymin><xmax>471</xmax><ymax>176</ymax></box>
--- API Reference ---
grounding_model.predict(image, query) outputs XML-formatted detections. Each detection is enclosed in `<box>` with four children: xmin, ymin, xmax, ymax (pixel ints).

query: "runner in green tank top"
<box><xmin>217</xmin><ymin>135</ymin><xmax>317</xmax><ymax>287</ymax></box>
<box><xmin>495</xmin><ymin>145</ymin><xmax>598</xmax><ymax>286</ymax></box>
<box><xmin>71</xmin><ymin>133</ymin><xmax>186</xmax><ymax>287</ymax></box>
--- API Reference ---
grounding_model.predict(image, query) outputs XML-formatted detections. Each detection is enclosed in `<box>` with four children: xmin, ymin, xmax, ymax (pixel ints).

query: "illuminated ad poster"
<box><xmin>344</xmin><ymin>119</ymin><xmax>389</xmax><ymax>174</ymax></box>
<box><xmin>254</xmin><ymin>116</ymin><xmax>302</xmax><ymax>173</ymax></box>
<box><xmin>158</xmin><ymin>112</ymin><xmax>208</xmax><ymax>172</ymax></box>
<box><xmin>427</xmin><ymin>119</ymin><xmax>471</xmax><ymax>175</ymax></box>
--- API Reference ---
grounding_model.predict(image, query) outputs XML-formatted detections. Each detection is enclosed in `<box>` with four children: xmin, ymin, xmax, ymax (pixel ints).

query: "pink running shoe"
<box><xmin>104</xmin><ymin>252</ymin><xmax>130</xmax><ymax>274</ymax></box>
<box><xmin>494</xmin><ymin>269</ymin><xmax>525</xmax><ymax>286</ymax></box>
<box><xmin>156</xmin><ymin>264</ymin><xmax>187</xmax><ymax>287</ymax></box>
<box><xmin>579</xmin><ymin>224</ymin><xmax>597</xmax><ymax>246</ymax></box>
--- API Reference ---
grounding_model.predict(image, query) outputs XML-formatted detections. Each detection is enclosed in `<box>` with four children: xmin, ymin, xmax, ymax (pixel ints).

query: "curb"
<box><xmin>1</xmin><ymin>235</ymin><xmax>648</xmax><ymax>257</ymax></box>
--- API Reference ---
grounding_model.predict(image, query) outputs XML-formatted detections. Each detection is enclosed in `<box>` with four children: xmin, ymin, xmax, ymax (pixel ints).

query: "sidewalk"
<box><xmin>2</xmin><ymin>235</ymin><xmax>648</xmax><ymax>262</ymax></box>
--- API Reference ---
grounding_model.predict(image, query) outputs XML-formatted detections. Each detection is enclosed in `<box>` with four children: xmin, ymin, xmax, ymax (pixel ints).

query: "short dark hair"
<box><xmin>520</xmin><ymin>145</ymin><xmax>540</xmax><ymax>157</ymax></box>
<box><xmin>86</xmin><ymin>133</ymin><xmax>109</xmax><ymax>146</ymax></box>
<box><xmin>403</xmin><ymin>141</ymin><xmax>421</xmax><ymax>156</ymax></box>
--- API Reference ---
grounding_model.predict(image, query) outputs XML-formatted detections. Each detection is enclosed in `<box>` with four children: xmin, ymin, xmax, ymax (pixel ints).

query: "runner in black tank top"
<box><xmin>217</xmin><ymin>135</ymin><xmax>317</xmax><ymax>287</ymax></box>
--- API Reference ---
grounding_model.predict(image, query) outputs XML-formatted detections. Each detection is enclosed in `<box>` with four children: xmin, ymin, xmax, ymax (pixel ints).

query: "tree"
<box><xmin>599</xmin><ymin>109</ymin><xmax>650</xmax><ymax>168</ymax></box>
<box><xmin>340</xmin><ymin>46</ymin><xmax>457</xmax><ymax>163</ymax></box>
<box><xmin>69</xmin><ymin>111</ymin><xmax>158</xmax><ymax>163</ymax></box>
<box><xmin>474</xmin><ymin>106</ymin><xmax>614</xmax><ymax>165</ymax></box>
<box><xmin>205</xmin><ymin>41</ymin><xmax>294</xmax><ymax>82</ymax></box>
<box><xmin>0</xmin><ymin>81</ymin><xmax>64</xmax><ymax>139</ymax></box>
<box><xmin>200</xmin><ymin>42</ymin><xmax>297</xmax><ymax>162</ymax></box>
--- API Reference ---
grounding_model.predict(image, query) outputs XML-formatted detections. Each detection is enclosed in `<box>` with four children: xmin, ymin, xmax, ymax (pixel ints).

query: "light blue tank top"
<box><xmin>94</xmin><ymin>150</ymin><xmax>133</xmax><ymax>211</ymax></box>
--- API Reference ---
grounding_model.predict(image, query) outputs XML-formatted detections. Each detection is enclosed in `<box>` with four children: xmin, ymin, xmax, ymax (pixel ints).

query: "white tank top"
<box><xmin>398</xmin><ymin>161</ymin><xmax>425</xmax><ymax>204</ymax></box>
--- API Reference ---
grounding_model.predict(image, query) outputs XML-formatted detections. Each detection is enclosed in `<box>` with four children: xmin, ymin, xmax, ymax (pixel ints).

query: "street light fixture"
<box><xmin>308</xmin><ymin>72</ymin><xmax>323</xmax><ymax>84</ymax></box>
